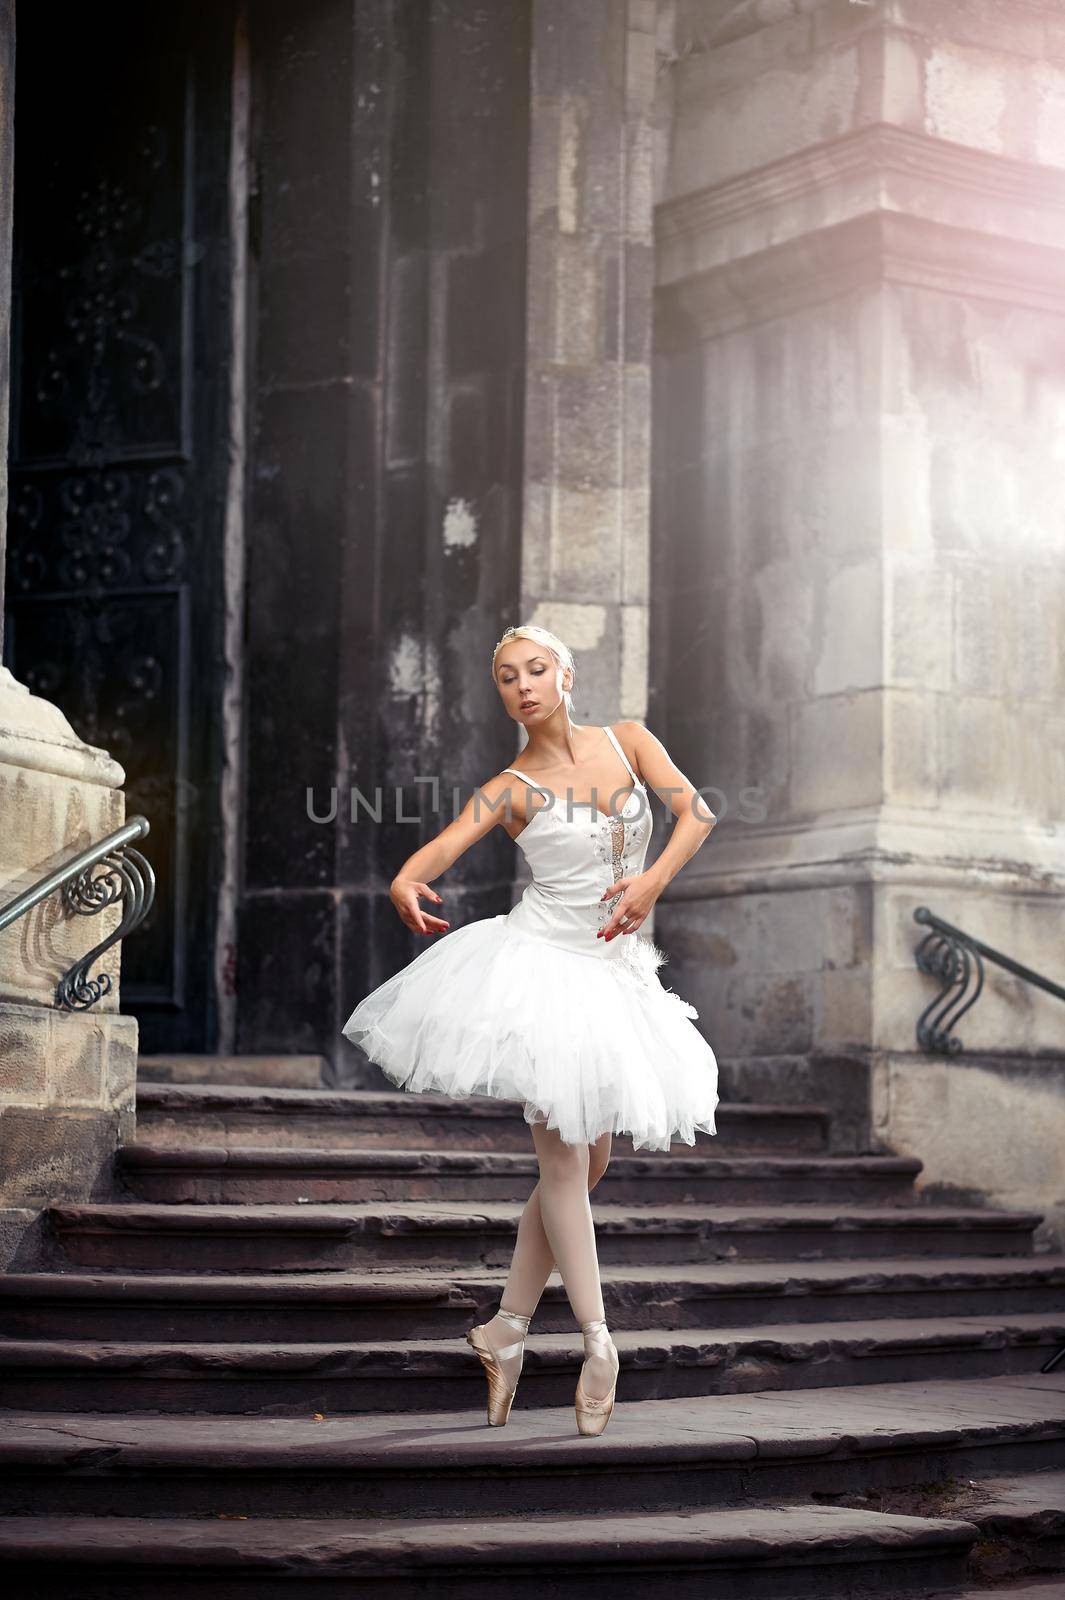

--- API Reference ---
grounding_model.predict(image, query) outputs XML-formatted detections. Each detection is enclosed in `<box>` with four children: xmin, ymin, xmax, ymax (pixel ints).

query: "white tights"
<box><xmin>483</xmin><ymin>1124</ymin><xmax>619</xmax><ymax>1401</ymax></box>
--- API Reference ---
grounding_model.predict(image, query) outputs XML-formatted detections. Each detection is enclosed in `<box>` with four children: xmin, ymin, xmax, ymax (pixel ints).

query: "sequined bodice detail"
<box><xmin>500</xmin><ymin>727</ymin><xmax>654</xmax><ymax>960</ymax></box>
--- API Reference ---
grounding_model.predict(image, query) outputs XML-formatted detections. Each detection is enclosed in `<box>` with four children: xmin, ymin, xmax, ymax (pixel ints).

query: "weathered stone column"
<box><xmin>244</xmin><ymin>1</ymin><xmax>531</xmax><ymax>1080</ymax></box>
<box><xmin>0</xmin><ymin>0</ymin><xmax>137</xmax><ymax>1262</ymax></box>
<box><xmin>653</xmin><ymin>0</ymin><xmax>1065</xmax><ymax>1187</ymax></box>
<box><xmin>520</xmin><ymin>0</ymin><xmax>658</xmax><ymax>722</ymax></box>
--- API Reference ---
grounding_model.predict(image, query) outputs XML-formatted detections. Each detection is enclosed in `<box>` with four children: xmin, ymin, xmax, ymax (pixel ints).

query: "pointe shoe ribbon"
<box><xmin>466</xmin><ymin>1308</ymin><xmax>531</xmax><ymax>1427</ymax></box>
<box><xmin>575</xmin><ymin>1316</ymin><xmax>619</xmax><ymax>1437</ymax></box>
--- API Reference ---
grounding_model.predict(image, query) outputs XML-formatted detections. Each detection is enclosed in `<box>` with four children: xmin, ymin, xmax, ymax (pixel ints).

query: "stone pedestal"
<box><xmin>653</xmin><ymin>1</ymin><xmax>1065</xmax><ymax>1173</ymax></box>
<box><xmin>0</xmin><ymin>668</ymin><xmax>137</xmax><ymax>1263</ymax></box>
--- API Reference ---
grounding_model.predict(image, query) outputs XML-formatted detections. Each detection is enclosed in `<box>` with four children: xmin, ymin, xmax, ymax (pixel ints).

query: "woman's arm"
<box><xmin>629</xmin><ymin>721</ymin><xmax>717</xmax><ymax>891</ymax></box>
<box><xmin>598</xmin><ymin>722</ymin><xmax>717</xmax><ymax>942</ymax></box>
<box><xmin>390</xmin><ymin>772</ymin><xmax>520</xmax><ymax>935</ymax></box>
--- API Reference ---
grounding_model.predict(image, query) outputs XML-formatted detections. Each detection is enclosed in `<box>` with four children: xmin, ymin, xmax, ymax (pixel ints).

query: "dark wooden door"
<box><xmin>3</xmin><ymin>1</ymin><xmax>236</xmax><ymax>1049</ymax></box>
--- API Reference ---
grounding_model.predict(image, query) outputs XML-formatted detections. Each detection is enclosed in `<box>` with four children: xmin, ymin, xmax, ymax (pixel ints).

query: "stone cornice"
<box><xmin>696</xmin><ymin>0</ymin><xmax>836</xmax><ymax>52</ymax></box>
<box><xmin>657</xmin><ymin>805</ymin><xmax>1065</xmax><ymax>900</ymax></box>
<box><xmin>655</xmin><ymin>122</ymin><xmax>1065</xmax><ymax>339</ymax></box>
<box><xmin>656</xmin><ymin>202</ymin><xmax>1065</xmax><ymax>343</ymax></box>
<box><xmin>657</xmin><ymin>122</ymin><xmax>1065</xmax><ymax>254</ymax></box>
<box><xmin>0</xmin><ymin>668</ymin><xmax>125</xmax><ymax>788</ymax></box>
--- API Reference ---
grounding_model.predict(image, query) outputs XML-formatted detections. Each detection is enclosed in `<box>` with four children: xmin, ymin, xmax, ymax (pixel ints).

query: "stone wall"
<box><xmin>519</xmin><ymin>0</ymin><xmax>658</xmax><ymax>721</ymax></box>
<box><xmin>0</xmin><ymin>678</ymin><xmax>138</xmax><ymax>1264</ymax></box>
<box><xmin>240</xmin><ymin>0</ymin><xmax>531</xmax><ymax>1080</ymax></box>
<box><xmin>652</xmin><ymin>0</ymin><xmax>1065</xmax><ymax>1191</ymax></box>
<box><xmin>0</xmin><ymin>2</ymin><xmax>136</xmax><ymax>1263</ymax></box>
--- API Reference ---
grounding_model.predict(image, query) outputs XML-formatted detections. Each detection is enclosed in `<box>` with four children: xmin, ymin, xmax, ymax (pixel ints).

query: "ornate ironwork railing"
<box><xmin>0</xmin><ymin>816</ymin><xmax>155</xmax><ymax>1011</ymax></box>
<box><xmin>913</xmin><ymin>905</ymin><xmax>1065</xmax><ymax>1057</ymax></box>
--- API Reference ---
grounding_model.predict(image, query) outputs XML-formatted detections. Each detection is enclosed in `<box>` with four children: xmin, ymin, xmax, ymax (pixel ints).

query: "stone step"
<box><xmin>135</xmin><ymin>1084</ymin><xmax>832</xmax><ymax>1153</ymax></box>
<box><xmin>840</xmin><ymin>1465</ymin><xmax>1065</xmax><ymax>1591</ymax></box>
<box><xmin>137</xmin><ymin>1055</ymin><xmax>327</xmax><ymax>1090</ymax></box>
<box><xmin>935</xmin><ymin>1585</ymin><xmax>1065</xmax><ymax>1600</ymax></box>
<box><xmin>48</xmin><ymin>1200</ymin><xmax>1042</xmax><ymax>1271</ymax></box>
<box><xmin>116</xmin><ymin>1143</ymin><xmax>923</xmax><ymax>1206</ymax></box>
<box><xmin>4</xmin><ymin>1257</ymin><xmax>1064</xmax><ymax>1341</ymax></box>
<box><xmin>1</xmin><ymin>1375</ymin><xmax>1061</xmax><ymax>1519</ymax></box>
<box><xmin>0</xmin><ymin>1505</ymin><xmax>977</xmax><ymax>1598</ymax></box>
<box><xmin>942</xmin><ymin>1467</ymin><xmax>1065</xmax><ymax>1581</ymax></box>
<box><xmin>2</xmin><ymin>1314</ymin><xmax>1061</xmax><ymax>1414</ymax></box>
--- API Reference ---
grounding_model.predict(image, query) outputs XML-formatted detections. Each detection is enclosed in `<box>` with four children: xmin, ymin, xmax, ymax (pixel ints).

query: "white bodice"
<box><xmin>502</xmin><ymin>726</ymin><xmax>654</xmax><ymax>963</ymax></box>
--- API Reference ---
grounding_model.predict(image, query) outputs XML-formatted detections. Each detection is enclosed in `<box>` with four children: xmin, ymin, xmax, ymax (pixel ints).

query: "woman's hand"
<box><xmin>390</xmin><ymin>878</ymin><xmax>450</xmax><ymax>936</ymax></box>
<box><xmin>597</xmin><ymin>871</ymin><xmax>661</xmax><ymax>942</ymax></box>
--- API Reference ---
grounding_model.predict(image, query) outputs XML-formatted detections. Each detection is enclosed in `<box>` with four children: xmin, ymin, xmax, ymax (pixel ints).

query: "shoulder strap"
<box><xmin>602</xmin><ymin>725</ymin><xmax>639</xmax><ymax>786</ymax></box>
<box><xmin>502</xmin><ymin>766</ymin><xmax>550</xmax><ymax>797</ymax></box>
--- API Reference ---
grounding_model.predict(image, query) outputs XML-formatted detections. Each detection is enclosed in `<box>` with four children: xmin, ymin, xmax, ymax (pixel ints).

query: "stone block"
<box><xmin>1049</xmin><ymin>15</ymin><xmax>1065</xmax><ymax>65</ymax></box>
<box><xmin>257</xmin><ymin>251</ymin><xmax>356</xmax><ymax>390</ymax></box>
<box><xmin>551</xmin><ymin>234</ymin><xmax>602</xmax><ymax>364</ymax></box>
<box><xmin>791</xmin><ymin>693</ymin><xmax>883</xmax><ymax>816</ymax></box>
<box><xmin>1032</xmin><ymin>62</ymin><xmax>1065</xmax><ymax>168</ymax></box>
<box><xmin>520</xmin><ymin>480</ymin><xmax>553</xmax><ymax>593</ymax></box>
<box><xmin>236</xmin><ymin>891</ymin><xmax>339</xmax><ymax>1057</ymax></box>
<box><xmin>818</xmin><ymin>967</ymin><xmax>873</xmax><ymax>1051</ymax></box>
<box><xmin>817</xmin><ymin>425</ymin><xmax>881</xmax><ymax>555</ymax></box>
<box><xmin>254</xmin><ymin>2</ymin><xmax>355</xmax><ymax>261</ymax></box>
<box><xmin>706</xmin><ymin>969</ymin><xmax>816</xmax><ymax>1056</ymax></box>
<box><xmin>0</xmin><ymin>1016</ymin><xmax>45</xmax><ymax>1098</ymax></box>
<box><xmin>813</xmin><ymin>557</ymin><xmax>882</xmax><ymax>696</ymax></box>
<box><xmin>623</xmin><ymin>240</ymin><xmax>654</xmax><ymax>361</ymax></box>
<box><xmin>1011</xmin><ymin>562</ymin><xmax>1065</xmax><ymax>702</ymax></box>
<box><xmin>701</xmin><ymin>703</ymin><xmax>787</xmax><ymax>822</ymax></box>
<box><xmin>1011</xmin><ymin>699</ymin><xmax>1062</xmax><ymax>826</ymax></box>
<box><xmin>531</xmin><ymin>0</ymin><xmax>617</xmax><ymax>102</ymax></box>
<box><xmin>877</xmin><ymin>1050</ymin><xmax>1065</xmax><ymax>1241</ymax></box>
<box><xmin>936</xmin><ymin>693</ymin><xmax>1014</xmax><ymax>813</ymax></box>
<box><xmin>952</xmin><ymin>559</ymin><xmax>1006</xmax><ymax>695</ymax></box>
<box><xmin>922</xmin><ymin>41</ymin><xmax>1008</xmax><ymax>158</ymax></box>
<box><xmin>522</xmin><ymin>364</ymin><xmax>555</xmax><ymax>488</ymax></box>
<box><xmin>622</xmin><ymin>362</ymin><xmax>651</xmax><ymax>485</ymax></box>
<box><xmin>825</xmin><ymin>884</ymin><xmax>871</xmax><ymax>971</ymax></box>
<box><xmin>48</xmin><ymin>1022</ymin><xmax>106</xmax><ymax>1107</ymax></box>
<box><xmin>879</xmin><ymin>25</ymin><xmax>924</xmax><ymax>131</ymax></box>
<box><xmin>619</xmin><ymin>603</ymin><xmax>648</xmax><ymax>719</ymax></box>
<box><xmin>384</xmin><ymin>251</ymin><xmax>429</xmax><ymax>465</ymax></box>
<box><xmin>627</xmin><ymin>0</ymin><xmax>656</xmax><ymax>39</ymax></box>
<box><xmin>0</xmin><ymin>1105</ymin><xmax>131</xmax><ymax>1207</ymax></box>
<box><xmin>881</xmin><ymin>419</ymin><xmax>933</xmax><ymax>552</ymax></box>
<box><xmin>446</xmin><ymin>245</ymin><xmax>520</xmax><ymax>380</ymax></box>
<box><xmin>748</xmin><ymin>560</ymin><xmax>814</xmax><ymax>704</ymax></box>
<box><xmin>887</xmin><ymin>556</ymin><xmax>952</xmax><ymax>690</ymax></box>
<box><xmin>667</xmin><ymin>38</ymin><xmax>861</xmax><ymax>199</ymax></box>
<box><xmin>554</xmin><ymin>366</ymin><xmax>624</xmax><ymax>489</ymax></box>
<box><xmin>620</xmin><ymin>482</ymin><xmax>651</xmax><ymax>607</ymax></box>
<box><xmin>550</xmin><ymin>486</ymin><xmax>628</xmax><ymax>599</ymax></box>
<box><xmin>884</xmin><ymin>688</ymin><xmax>938</xmax><ymax>805</ymax></box>
<box><xmin>624</xmin><ymin>111</ymin><xmax>655</xmax><ymax>241</ymax></box>
<box><xmin>893</xmin><ymin>0</ymin><xmax>1045</xmax><ymax>59</ymax></box>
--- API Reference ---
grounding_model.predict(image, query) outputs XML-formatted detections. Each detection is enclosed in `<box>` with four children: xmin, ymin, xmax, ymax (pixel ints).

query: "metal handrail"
<box><xmin>0</xmin><ymin>815</ymin><xmax>156</xmax><ymax>1010</ymax></box>
<box><xmin>901</xmin><ymin>908</ymin><xmax>1061</xmax><ymax>1056</ymax></box>
<box><xmin>912</xmin><ymin>905</ymin><xmax>1065</xmax><ymax>1374</ymax></box>
<box><xmin>912</xmin><ymin>904</ymin><xmax>1065</xmax><ymax>1055</ymax></box>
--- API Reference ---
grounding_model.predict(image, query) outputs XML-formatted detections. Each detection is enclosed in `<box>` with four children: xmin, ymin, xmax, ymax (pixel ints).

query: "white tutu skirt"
<box><xmin>341</xmin><ymin>914</ymin><xmax>719</xmax><ymax>1152</ymax></box>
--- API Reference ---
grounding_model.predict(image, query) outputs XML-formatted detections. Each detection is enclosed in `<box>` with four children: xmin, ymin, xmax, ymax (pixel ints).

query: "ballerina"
<box><xmin>342</xmin><ymin>623</ymin><xmax>719</xmax><ymax>1435</ymax></box>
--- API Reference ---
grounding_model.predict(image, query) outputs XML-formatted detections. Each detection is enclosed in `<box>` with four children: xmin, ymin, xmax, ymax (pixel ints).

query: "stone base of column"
<box><xmin>874</xmin><ymin>1048</ymin><xmax>1065</xmax><ymax>1251</ymax></box>
<box><xmin>0</xmin><ymin>670</ymin><xmax>136</xmax><ymax>1262</ymax></box>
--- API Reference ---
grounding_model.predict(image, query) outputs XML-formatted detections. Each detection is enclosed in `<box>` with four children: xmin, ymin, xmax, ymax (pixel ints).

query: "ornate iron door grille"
<box><xmin>3</xmin><ymin>2</ymin><xmax>235</xmax><ymax>1047</ymax></box>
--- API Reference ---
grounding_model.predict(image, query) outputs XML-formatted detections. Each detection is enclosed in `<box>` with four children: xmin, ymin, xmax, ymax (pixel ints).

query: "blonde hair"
<box><xmin>491</xmin><ymin>624</ymin><xmax>575</xmax><ymax>714</ymax></box>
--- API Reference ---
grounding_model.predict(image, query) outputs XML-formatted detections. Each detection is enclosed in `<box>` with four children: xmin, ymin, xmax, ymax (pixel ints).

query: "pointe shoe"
<box><xmin>575</xmin><ymin>1316</ymin><xmax>619</xmax><ymax>1437</ymax></box>
<box><xmin>466</xmin><ymin>1307</ymin><xmax>531</xmax><ymax>1427</ymax></box>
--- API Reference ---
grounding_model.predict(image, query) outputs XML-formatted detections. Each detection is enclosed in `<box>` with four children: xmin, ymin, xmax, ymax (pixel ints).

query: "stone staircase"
<box><xmin>1</xmin><ymin>1052</ymin><xmax>1064</xmax><ymax>1597</ymax></box>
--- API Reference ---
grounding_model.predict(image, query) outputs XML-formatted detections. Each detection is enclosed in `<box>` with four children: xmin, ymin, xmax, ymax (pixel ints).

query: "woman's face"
<box><xmin>495</xmin><ymin>645</ymin><xmax>568</xmax><ymax>723</ymax></box>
